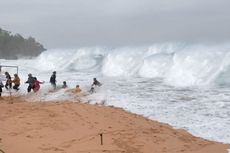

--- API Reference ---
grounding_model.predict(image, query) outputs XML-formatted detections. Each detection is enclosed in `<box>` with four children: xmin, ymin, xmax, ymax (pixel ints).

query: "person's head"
<box><xmin>93</xmin><ymin>78</ymin><xmax>97</xmax><ymax>81</ymax></box>
<box><xmin>76</xmin><ymin>85</ymin><xmax>79</xmax><ymax>88</ymax></box>
<box><xmin>5</xmin><ymin>72</ymin><xmax>9</xmax><ymax>75</ymax></box>
<box><xmin>14</xmin><ymin>74</ymin><xmax>18</xmax><ymax>77</ymax></box>
<box><xmin>63</xmin><ymin>81</ymin><xmax>66</xmax><ymax>85</ymax></box>
<box><xmin>34</xmin><ymin>77</ymin><xmax>37</xmax><ymax>81</ymax></box>
<box><xmin>53</xmin><ymin>71</ymin><xmax>56</xmax><ymax>74</ymax></box>
<box><xmin>28</xmin><ymin>73</ymin><xmax>32</xmax><ymax>77</ymax></box>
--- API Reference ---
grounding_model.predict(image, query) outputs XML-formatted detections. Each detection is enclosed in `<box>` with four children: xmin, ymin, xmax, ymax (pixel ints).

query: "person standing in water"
<box><xmin>50</xmin><ymin>71</ymin><xmax>56</xmax><ymax>89</ymax></box>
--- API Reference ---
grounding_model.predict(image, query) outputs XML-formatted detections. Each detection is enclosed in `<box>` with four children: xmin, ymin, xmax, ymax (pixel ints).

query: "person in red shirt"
<box><xmin>33</xmin><ymin>77</ymin><xmax>44</xmax><ymax>92</ymax></box>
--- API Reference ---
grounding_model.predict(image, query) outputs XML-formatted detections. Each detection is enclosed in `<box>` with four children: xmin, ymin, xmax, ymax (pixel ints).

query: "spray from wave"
<box><xmin>33</xmin><ymin>43</ymin><xmax>230</xmax><ymax>87</ymax></box>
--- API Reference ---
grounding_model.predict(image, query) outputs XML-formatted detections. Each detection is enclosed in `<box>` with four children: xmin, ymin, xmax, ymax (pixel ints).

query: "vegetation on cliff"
<box><xmin>0</xmin><ymin>28</ymin><xmax>46</xmax><ymax>59</ymax></box>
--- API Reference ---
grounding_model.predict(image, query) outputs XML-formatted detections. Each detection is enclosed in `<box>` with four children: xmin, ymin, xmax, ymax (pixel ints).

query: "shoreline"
<box><xmin>0</xmin><ymin>96</ymin><xmax>229</xmax><ymax>153</ymax></box>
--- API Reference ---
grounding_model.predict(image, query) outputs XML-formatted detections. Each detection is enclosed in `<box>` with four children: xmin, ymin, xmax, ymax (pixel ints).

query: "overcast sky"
<box><xmin>0</xmin><ymin>0</ymin><xmax>230</xmax><ymax>48</ymax></box>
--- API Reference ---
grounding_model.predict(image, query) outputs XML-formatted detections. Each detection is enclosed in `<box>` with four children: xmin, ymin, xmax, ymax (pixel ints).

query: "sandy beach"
<box><xmin>0</xmin><ymin>96</ymin><xmax>229</xmax><ymax>153</ymax></box>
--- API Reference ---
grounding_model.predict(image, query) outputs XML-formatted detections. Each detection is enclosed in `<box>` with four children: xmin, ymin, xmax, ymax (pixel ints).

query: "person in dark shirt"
<box><xmin>4</xmin><ymin>72</ymin><xmax>12</xmax><ymax>90</ymax></box>
<box><xmin>90</xmin><ymin>78</ymin><xmax>102</xmax><ymax>93</ymax></box>
<box><xmin>25</xmin><ymin>73</ymin><xmax>36</xmax><ymax>92</ymax></box>
<box><xmin>92</xmin><ymin>78</ymin><xmax>102</xmax><ymax>87</ymax></box>
<box><xmin>50</xmin><ymin>71</ymin><xmax>56</xmax><ymax>89</ymax></box>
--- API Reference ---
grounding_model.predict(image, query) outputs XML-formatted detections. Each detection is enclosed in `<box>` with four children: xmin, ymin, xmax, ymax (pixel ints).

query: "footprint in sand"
<box><xmin>61</xmin><ymin>139</ymin><xmax>76</xmax><ymax>148</ymax></box>
<box><xmin>8</xmin><ymin>132</ymin><xmax>18</xmax><ymax>136</ymax></box>
<box><xmin>26</xmin><ymin>135</ymin><xmax>33</xmax><ymax>138</ymax></box>
<box><xmin>40</xmin><ymin>146</ymin><xmax>64</xmax><ymax>152</ymax></box>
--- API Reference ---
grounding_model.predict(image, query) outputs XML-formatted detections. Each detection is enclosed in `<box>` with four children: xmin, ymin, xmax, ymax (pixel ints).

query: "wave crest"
<box><xmin>35</xmin><ymin>43</ymin><xmax>230</xmax><ymax>86</ymax></box>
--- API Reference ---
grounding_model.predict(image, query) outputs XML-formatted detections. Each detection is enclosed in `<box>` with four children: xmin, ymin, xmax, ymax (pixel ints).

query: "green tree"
<box><xmin>0</xmin><ymin>28</ymin><xmax>46</xmax><ymax>59</ymax></box>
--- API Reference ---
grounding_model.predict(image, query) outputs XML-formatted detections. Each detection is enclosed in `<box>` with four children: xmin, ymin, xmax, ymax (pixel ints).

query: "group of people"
<box><xmin>0</xmin><ymin>71</ymin><xmax>53</xmax><ymax>96</ymax></box>
<box><xmin>0</xmin><ymin>70</ymin><xmax>102</xmax><ymax>97</ymax></box>
<box><xmin>71</xmin><ymin>78</ymin><xmax>101</xmax><ymax>94</ymax></box>
<box><xmin>25</xmin><ymin>71</ymin><xmax>58</xmax><ymax>92</ymax></box>
<box><xmin>25</xmin><ymin>73</ymin><xmax>44</xmax><ymax>93</ymax></box>
<box><xmin>0</xmin><ymin>72</ymin><xmax>20</xmax><ymax>97</ymax></box>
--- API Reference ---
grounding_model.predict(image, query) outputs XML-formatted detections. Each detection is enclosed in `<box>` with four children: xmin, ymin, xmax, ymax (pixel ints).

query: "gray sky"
<box><xmin>1</xmin><ymin>0</ymin><xmax>230</xmax><ymax>48</ymax></box>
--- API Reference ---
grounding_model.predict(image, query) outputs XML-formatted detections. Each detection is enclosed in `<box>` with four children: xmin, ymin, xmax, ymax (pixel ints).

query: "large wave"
<box><xmin>34</xmin><ymin>43</ymin><xmax>230</xmax><ymax>86</ymax></box>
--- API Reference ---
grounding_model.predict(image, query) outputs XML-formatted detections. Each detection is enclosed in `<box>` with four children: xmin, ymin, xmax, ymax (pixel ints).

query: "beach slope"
<box><xmin>0</xmin><ymin>97</ymin><xmax>228</xmax><ymax>153</ymax></box>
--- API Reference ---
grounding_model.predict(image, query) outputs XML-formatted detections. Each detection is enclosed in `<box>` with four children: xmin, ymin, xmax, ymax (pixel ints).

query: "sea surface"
<box><xmin>1</xmin><ymin>43</ymin><xmax>230</xmax><ymax>148</ymax></box>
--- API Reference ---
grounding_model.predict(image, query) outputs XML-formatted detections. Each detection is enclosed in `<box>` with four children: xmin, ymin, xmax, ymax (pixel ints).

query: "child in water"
<box><xmin>75</xmin><ymin>85</ymin><xmax>81</xmax><ymax>93</ymax></box>
<box><xmin>62</xmin><ymin>81</ymin><xmax>67</xmax><ymax>88</ymax></box>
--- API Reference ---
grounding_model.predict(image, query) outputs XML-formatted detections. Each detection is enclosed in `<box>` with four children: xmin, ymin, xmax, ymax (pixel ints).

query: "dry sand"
<box><xmin>0</xmin><ymin>96</ymin><xmax>229</xmax><ymax>153</ymax></box>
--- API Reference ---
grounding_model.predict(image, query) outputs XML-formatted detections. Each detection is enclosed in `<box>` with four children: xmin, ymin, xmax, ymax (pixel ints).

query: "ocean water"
<box><xmin>1</xmin><ymin>43</ymin><xmax>230</xmax><ymax>147</ymax></box>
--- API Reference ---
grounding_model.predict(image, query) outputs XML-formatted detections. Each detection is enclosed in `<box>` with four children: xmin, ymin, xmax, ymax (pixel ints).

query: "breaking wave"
<box><xmin>35</xmin><ymin>43</ymin><xmax>230</xmax><ymax>86</ymax></box>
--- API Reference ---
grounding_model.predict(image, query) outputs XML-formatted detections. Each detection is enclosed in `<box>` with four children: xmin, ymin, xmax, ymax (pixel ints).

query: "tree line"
<box><xmin>0</xmin><ymin>28</ymin><xmax>46</xmax><ymax>59</ymax></box>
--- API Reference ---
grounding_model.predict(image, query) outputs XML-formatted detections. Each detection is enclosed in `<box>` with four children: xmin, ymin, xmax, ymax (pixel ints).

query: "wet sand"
<box><xmin>0</xmin><ymin>96</ymin><xmax>229</xmax><ymax>153</ymax></box>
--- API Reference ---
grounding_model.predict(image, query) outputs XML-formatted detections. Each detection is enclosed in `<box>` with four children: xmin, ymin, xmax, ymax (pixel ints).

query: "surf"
<box><xmin>28</xmin><ymin>43</ymin><xmax>230</xmax><ymax>87</ymax></box>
